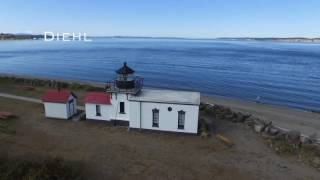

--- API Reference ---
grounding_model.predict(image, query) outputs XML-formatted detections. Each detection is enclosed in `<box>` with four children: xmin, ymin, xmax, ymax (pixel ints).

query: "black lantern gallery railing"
<box><xmin>105</xmin><ymin>76</ymin><xmax>143</xmax><ymax>94</ymax></box>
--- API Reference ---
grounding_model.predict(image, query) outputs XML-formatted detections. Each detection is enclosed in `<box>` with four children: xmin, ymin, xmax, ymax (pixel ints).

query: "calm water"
<box><xmin>0</xmin><ymin>38</ymin><xmax>319</xmax><ymax>111</ymax></box>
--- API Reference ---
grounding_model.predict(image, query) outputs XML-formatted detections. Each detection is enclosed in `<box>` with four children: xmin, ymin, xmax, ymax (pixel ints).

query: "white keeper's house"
<box><xmin>84</xmin><ymin>62</ymin><xmax>200</xmax><ymax>134</ymax></box>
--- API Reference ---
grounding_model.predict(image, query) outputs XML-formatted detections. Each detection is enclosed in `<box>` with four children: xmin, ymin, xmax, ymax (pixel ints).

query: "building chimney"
<box><xmin>57</xmin><ymin>82</ymin><xmax>61</xmax><ymax>92</ymax></box>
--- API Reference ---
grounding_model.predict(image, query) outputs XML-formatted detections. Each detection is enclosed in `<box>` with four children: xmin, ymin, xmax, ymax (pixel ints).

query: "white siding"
<box><xmin>111</xmin><ymin>93</ymin><xmax>130</xmax><ymax>121</ymax></box>
<box><xmin>85</xmin><ymin>103</ymin><xmax>113</xmax><ymax>121</ymax></box>
<box><xmin>129</xmin><ymin>101</ymin><xmax>141</xmax><ymax>128</ymax></box>
<box><xmin>43</xmin><ymin>95</ymin><xmax>77</xmax><ymax>119</ymax></box>
<box><xmin>84</xmin><ymin>90</ymin><xmax>199</xmax><ymax>134</ymax></box>
<box><xmin>85</xmin><ymin>93</ymin><xmax>130</xmax><ymax>121</ymax></box>
<box><xmin>129</xmin><ymin>101</ymin><xmax>199</xmax><ymax>134</ymax></box>
<box><xmin>44</xmin><ymin>102</ymin><xmax>68</xmax><ymax>119</ymax></box>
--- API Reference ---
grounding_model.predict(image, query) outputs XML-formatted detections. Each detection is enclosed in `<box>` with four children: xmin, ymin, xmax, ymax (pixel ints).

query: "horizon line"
<box><xmin>1</xmin><ymin>33</ymin><xmax>320</xmax><ymax>40</ymax></box>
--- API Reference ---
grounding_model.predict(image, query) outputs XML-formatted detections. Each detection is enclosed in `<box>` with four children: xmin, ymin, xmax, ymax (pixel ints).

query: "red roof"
<box><xmin>84</xmin><ymin>92</ymin><xmax>111</xmax><ymax>105</ymax></box>
<box><xmin>42</xmin><ymin>90</ymin><xmax>76</xmax><ymax>103</ymax></box>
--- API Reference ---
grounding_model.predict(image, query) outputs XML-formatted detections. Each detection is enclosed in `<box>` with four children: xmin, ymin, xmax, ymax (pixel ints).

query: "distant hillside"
<box><xmin>93</xmin><ymin>36</ymin><xmax>320</xmax><ymax>43</ymax></box>
<box><xmin>0</xmin><ymin>33</ymin><xmax>43</xmax><ymax>40</ymax></box>
<box><xmin>218</xmin><ymin>37</ymin><xmax>320</xmax><ymax>43</ymax></box>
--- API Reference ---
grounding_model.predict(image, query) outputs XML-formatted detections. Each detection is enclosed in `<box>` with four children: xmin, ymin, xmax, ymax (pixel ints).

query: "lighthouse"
<box><xmin>84</xmin><ymin>62</ymin><xmax>200</xmax><ymax>134</ymax></box>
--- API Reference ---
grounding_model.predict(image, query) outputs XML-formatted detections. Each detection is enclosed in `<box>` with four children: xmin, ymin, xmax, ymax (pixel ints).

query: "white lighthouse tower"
<box><xmin>85</xmin><ymin>62</ymin><xmax>200</xmax><ymax>133</ymax></box>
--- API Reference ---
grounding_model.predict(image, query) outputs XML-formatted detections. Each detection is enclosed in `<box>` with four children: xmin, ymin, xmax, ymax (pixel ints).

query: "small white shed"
<box><xmin>42</xmin><ymin>90</ymin><xmax>77</xmax><ymax>119</ymax></box>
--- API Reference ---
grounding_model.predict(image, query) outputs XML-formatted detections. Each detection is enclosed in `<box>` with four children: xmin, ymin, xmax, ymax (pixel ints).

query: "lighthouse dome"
<box><xmin>116</xmin><ymin>62</ymin><xmax>135</xmax><ymax>75</ymax></box>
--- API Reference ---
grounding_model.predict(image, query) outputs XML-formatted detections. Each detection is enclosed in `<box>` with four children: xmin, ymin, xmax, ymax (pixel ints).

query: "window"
<box><xmin>152</xmin><ymin>108</ymin><xmax>159</xmax><ymax>127</ymax></box>
<box><xmin>120</xmin><ymin>102</ymin><xmax>125</xmax><ymax>114</ymax></box>
<box><xmin>178</xmin><ymin>110</ymin><xmax>185</xmax><ymax>129</ymax></box>
<box><xmin>96</xmin><ymin>105</ymin><xmax>101</xmax><ymax>116</ymax></box>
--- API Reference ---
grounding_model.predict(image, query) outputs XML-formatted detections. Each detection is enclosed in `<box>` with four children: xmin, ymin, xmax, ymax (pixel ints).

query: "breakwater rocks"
<box><xmin>200</xmin><ymin>102</ymin><xmax>320</xmax><ymax>170</ymax></box>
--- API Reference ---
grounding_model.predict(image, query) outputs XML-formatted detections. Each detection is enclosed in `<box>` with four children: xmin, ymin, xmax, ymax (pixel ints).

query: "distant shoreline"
<box><xmin>217</xmin><ymin>37</ymin><xmax>320</xmax><ymax>44</ymax></box>
<box><xmin>92</xmin><ymin>36</ymin><xmax>320</xmax><ymax>44</ymax></box>
<box><xmin>0</xmin><ymin>33</ymin><xmax>43</xmax><ymax>40</ymax></box>
<box><xmin>1</xmin><ymin>33</ymin><xmax>320</xmax><ymax>44</ymax></box>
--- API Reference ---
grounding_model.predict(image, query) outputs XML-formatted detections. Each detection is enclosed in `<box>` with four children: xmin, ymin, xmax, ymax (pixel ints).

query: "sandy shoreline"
<box><xmin>1</xmin><ymin>73</ymin><xmax>319</xmax><ymax>138</ymax></box>
<box><xmin>202</xmin><ymin>95</ymin><xmax>320</xmax><ymax>138</ymax></box>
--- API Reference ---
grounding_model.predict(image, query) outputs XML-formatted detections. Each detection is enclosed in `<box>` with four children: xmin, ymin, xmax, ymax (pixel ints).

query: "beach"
<box><xmin>202</xmin><ymin>95</ymin><xmax>320</xmax><ymax>138</ymax></box>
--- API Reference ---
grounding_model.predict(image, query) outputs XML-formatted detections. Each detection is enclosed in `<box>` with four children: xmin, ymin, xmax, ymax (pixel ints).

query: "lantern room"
<box><xmin>106</xmin><ymin>62</ymin><xmax>143</xmax><ymax>94</ymax></box>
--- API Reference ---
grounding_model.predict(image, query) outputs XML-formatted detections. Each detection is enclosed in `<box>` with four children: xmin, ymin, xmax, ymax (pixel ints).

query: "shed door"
<box><xmin>69</xmin><ymin>99</ymin><xmax>74</xmax><ymax>116</ymax></box>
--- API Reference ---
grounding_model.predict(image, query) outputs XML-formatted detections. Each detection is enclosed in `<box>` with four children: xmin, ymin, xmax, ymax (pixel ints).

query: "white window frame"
<box><xmin>120</xmin><ymin>102</ymin><xmax>125</xmax><ymax>114</ymax></box>
<box><xmin>178</xmin><ymin>110</ymin><xmax>185</xmax><ymax>130</ymax></box>
<box><xmin>152</xmin><ymin>108</ymin><xmax>159</xmax><ymax>127</ymax></box>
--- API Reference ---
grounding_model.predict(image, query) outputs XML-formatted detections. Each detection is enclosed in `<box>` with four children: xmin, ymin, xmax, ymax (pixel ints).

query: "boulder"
<box><xmin>311</xmin><ymin>157</ymin><xmax>320</xmax><ymax>168</ymax></box>
<box><xmin>254</xmin><ymin>118</ymin><xmax>269</xmax><ymax>126</ymax></box>
<box><xmin>204</xmin><ymin>108</ymin><xmax>213</xmax><ymax>115</ymax></box>
<box><xmin>244</xmin><ymin>116</ymin><xmax>260</xmax><ymax>126</ymax></box>
<box><xmin>216</xmin><ymin>113</ymin><xmax>225</xmax><ymax>120</ymax></box>
<box><xmin>286</xmin><ymin>130</ymin><xmax>301</xmax><ymax>148</ymax></box>
<box><xmin>286</xmin><ymin>130</ymin><xmax>301</xmax><ymax>143</ymax></box>
<box><xmin>268</xmin><ymin>127</ymin><xmax>279</xmax><ymax>135</ymax></box>
<box><xmin>244</xmin><ymin>117</ymin><xmax>255</xmax><ymax>126</ymax></box>
<box><xmin>262</xmin><ymin>120</ymin><xmax>272</xmax><ymax>127</ymax></box>
<box><xmin>275</xmin><ymin>132</ymin><xmax>286</xmax><ymax>141</ymax></box>
<box><xmin>264</xmin><ymin>125</ymin><xmax>270</xmax><ymax>133</ymax></box>
<box><xmin>309</xmin><ymin>133</ymin><xmax>318</xmax><ymax>143</ymax></box>
<box><xmin>225</xmin><ymin>113</ymin><xmax>235</xmax><ymax>121</ymax></box>
<box><xmin>254</xmin><ymin>124</ymin><xmax>264</xmax><ymax>133</ymax></box>
<box><xmin>250</xmin><ymin>117</ymin><xmax>261</xmax><ymax>124</ymax></box>
<box><xmin>233</xmin><ymin>112</ymin><xmax>246</xmax><ymax>123</ymax></box>
<box><xmin>243</xmin><ymin>113</ymin><xmax>252</xmax><ymax>120</ymax></box>
<box><xmin>199</xmin><ymin>103</ymin><xmax>208</xmax><ymax>111</ymax></box>
<box><xmin>300</xmin><ymin>135</ymin><xmax>312</xmax><ymax>144</ymax></box>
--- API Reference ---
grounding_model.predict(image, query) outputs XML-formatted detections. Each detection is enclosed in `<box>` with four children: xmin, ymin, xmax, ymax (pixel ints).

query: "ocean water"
<box><xmin>0</xmin><ymin>38</ymin><xmax>319</xmax><ymax>111</ymax></box>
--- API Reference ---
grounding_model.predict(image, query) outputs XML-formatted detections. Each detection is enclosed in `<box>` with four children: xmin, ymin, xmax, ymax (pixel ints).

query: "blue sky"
<box><xmin>1</xmin><ymin>0</ymin><xmax>319</xmax><ymax>38</ymax></box>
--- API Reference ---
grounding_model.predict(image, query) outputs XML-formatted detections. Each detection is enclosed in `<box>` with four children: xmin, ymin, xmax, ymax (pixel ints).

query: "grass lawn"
<box><xmin>0</xmin><ymin>76</ymin><xmax>101</xmax><ymax>105</ymax></box>
<box><xmin>0</xmin><ymin>97</ymin><xmax>254</xmax><ymax>180</ymax></box>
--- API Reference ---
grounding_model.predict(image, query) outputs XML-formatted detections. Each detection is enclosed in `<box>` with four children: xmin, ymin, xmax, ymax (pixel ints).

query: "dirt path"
<box><xmin>0</xmin><ymin>92</ymin><xmax>85</xmax><ymax>110</ymax></box>
<box><xmin>0</xmin><ymin>92</ymin><xmax>41</xmax><ymax>103</ymax></box>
